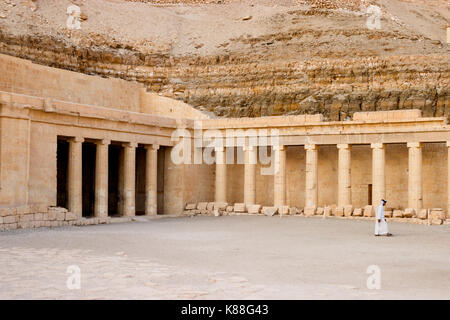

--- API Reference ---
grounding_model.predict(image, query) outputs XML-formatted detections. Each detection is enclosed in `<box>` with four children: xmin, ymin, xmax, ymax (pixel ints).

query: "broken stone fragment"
<box><xmin>417</xmin><ymin>209</ymin><xmax>428</xmax><ymax>219</ymax></box>
<box><xmin>234</xmin><ymin>203</ymin><xmax>246</xmax><ymax>213</ymax></box>
<box><xmin>280</xmin><ymin>206</ymin><xmax>289</xmax><ymax>215</ymax></box>
<box><xmin>403</xmin><ymin>208</ymin><xmax>415</xmax><ymax>218</ymax></box>
<box><xmin>334</xmin><ymin>207</ymin><xmax>344</xmax><ymax>217</ymax></box>
<box><xmin>393</xmin><ymin>210</ymin><xmax>404</xmax><ymax>218</ymax></box>
<box><xmin>352</xmin><ymin>208</ymin><xmax>363</xmax><ymax>216</ymax></box>
<box><xmin>197</xmin><ymin>202</ymin><xmax>208</xmax><ymax>210</ymax></box>
<box><xmin>185</xmin><ymin>203</ymin><xmax>197</xmax><ymax>210</ymax></box>
<box><xmin>430</xmin><ymin>209</ymin><xmax>445</xmax><ymax>220</ymax></box>
<box><xmin>304</xmin><ymin>206</ymin><xmax>316</xmax><ymax>217</ymax></box>
<box><xmin>363</xmin><ymin>205</ymin><xmax>374</xmax><ymax>217</ymax></box>
<box><xmin>262</xmin><ymin>207</ymin><xmax>277</xmax><ymax>216</ymax></box>
<box><xmin>316</xmin><ymin>207</ymin><xmax>324</xmax><ymax>215</ymax></box>
<box><xmin>344</xmin><ymin>205</ymin><xmax>353</xmax><ymax>217</ymax></box>
<box><xmin>289</xmin><ymin>207</ymin><xmax>299</xmax><ymax>215</ymax></box>
<box><xmin>247</xmin><ymin>204</ymin><xmax>261</xmax><ymax>214</ymax></box>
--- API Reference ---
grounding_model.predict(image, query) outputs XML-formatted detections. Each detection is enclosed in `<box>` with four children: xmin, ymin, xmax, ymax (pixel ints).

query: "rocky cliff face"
<box><xmin>0</xmin><ymin>0</ymin><xmax>448</xmax><ymax>120</ymax></box>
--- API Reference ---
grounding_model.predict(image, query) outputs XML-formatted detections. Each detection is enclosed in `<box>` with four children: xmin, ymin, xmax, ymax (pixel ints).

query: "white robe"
<box><xmin>374</xmin><ymin>202</ymin><xmax>389</xmax><ymax>235</ymax></box>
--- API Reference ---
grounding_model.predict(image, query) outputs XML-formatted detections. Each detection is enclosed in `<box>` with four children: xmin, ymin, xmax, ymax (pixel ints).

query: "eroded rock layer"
<box><xmin>0</xmin><ymin>0</ymin><xmax>448</xmax><ymax>120</ymax></box>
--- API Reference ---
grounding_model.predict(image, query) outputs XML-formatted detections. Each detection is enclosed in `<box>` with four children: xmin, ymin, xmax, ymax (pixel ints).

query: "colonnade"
<box><xmin>66</xmin><ymin>137</ymin><xmax>159</xmax><ymax>217</ymax></box>
<box><xmin>214</xmin><ymin>143</ymin><xmax>450</xmax><ymax>213</ymax></box>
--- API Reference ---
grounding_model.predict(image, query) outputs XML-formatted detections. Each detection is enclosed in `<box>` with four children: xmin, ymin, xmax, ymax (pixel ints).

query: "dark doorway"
<box><xmin>157</xmin><ymin>146</ymin><xmax>165</xmax><ymax>215</ymax></box>
<box><xmin>108</xmin><ymin>144</ymin><xmax>121</xmax><ymax>216</ymax></box>
<box><xmin>82</xmin><ymin>142</ymin><xmax>96</xmax><ymax>217</ymax></box>
<box><xmin>135</xmin><ymin>147</ymin><xmax>146</xmax><ymax>215</ymax></box>
<box><xmin>57</xmin><ymin>139</ymin><xmax>69</xmax><ymax>208</ymax></box>
<box><xmin>368</xmin><ymin>184</ymin><xmax>373</xmax><ymax>205</ymax></box>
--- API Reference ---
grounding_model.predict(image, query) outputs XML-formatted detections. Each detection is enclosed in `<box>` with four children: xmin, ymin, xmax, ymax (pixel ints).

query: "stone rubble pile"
<box><xmin>183</xmin><ymin>202</ymin><xmax>448</xmax><ymax>225</ymax></box>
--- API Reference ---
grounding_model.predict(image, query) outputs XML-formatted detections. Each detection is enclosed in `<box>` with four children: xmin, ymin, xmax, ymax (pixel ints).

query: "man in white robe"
<box><xmin>374</xmin><ymin>199</ymin><xmax>392</xmax><ymax>236</ymax></box>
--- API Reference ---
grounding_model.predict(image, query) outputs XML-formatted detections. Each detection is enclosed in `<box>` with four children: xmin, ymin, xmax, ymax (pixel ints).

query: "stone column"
<box><xmin>243</xmin><ymin>146</ymin><xmax>257</xmax><ymax>206</ymax></box>
<box><xmin>337</xmin><ymin>144</ymin><xmax>352</xmax><ymax>207</ymax></box>
<box><xmin>68</xmin><ymin>137</ymin><xmax>84</xmax><ymax>217</ymax></box>
<box><xmin>448</xmin><ymin>142</ymin><xmax>450</xmax><ymax>219</ymax></box>
<box><xmin>371</xmin><ymin>143</ymin><xmax>385</xmax><ymax>207</ymax></box>
<box><xmin>273</xmin><ymin>145</ymin><xmax>286</xmax><ymax>208</ymax></box>
<box><xmin>407</xmin><ymin>142</ymin><xmax>423</xmax><ymax>211</ymax></box>
<box><xmin>305</xmin><ymin>144</ymin><xmax>318</xmax><ymax>208</ymax></box>
<box><xmin>215</xmin><ymin>146</ymin><xmax>227</xmax><ymax>203</ymax></box>
<box><xmin>94</xmin><ymin>139</ymin><xmax>110</xmax><ymax>218</ymax></box>
<box><xmin>145</xmin><ymin>144</ymin><xmax>159</xmax><ymax>216</ymax></box>
<box><xmin>123</xmin><ymin>142</ymin><xmax>137</xmax><ymax>217</ymax></box>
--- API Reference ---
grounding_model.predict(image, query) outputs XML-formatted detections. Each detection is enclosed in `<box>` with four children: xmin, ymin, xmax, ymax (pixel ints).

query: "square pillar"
<box><xmin>68</xmin><ymin>137</ymin><xmax>84</xmax><ymax>217</ymax></box>
<box><xmin>243</xmin><ymin>146</ymin><xmax>257</xmax><ymax>206</ymax></box>
<box><xmin>305</xmin><ymin>144</ymin><xmax>318</xmax><ymax>208</ymax></box>
<box><xmin>215</xmin><ymin>146</ymin><xmax>227</xmax><ymax>203</ymax></box>
<box><xmin>371</xmin><ymin>143</ymin><xmax>385</xmax><ymax>207</ymax></box>
<box><xmin>123</xmin><ymin>142</ymin><xmax>137</xmax><ymax>217</ymax></box>
<box><xmin>94</xmin><ymin>139</ymin><xmax>110</xmax><ymax>217</ymax></box>
<box><xmin>145</xmin><ymin>144</ymin><xmax>159</xmax><ymax>216</ymax></box>
<box><xmin>337</xmin><ymin>144</ymin><xmax>352</xmax><ymax>207</ymax></box>
<box><xmin>273</xmin><ymin>145</ymin><xmax>286</xmax><ymax>208</ymax></box>
<box><xmin>407</xmin><ymin>142</ymin><xmax>423</xmax><ymax>211</ymax></box>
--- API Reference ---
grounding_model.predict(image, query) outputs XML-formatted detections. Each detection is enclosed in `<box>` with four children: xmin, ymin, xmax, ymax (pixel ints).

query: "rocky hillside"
<box><xmin>0</xmin><ymin>0</ymin><xmax>448</xmax><ymax>120</ymax></box>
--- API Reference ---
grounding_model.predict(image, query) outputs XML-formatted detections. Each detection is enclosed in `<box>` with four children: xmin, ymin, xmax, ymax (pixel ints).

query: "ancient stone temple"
<box><xmin>0</xmin><ymin>53</ymin><xmax>449</xmax><ymax>230</ymax></box>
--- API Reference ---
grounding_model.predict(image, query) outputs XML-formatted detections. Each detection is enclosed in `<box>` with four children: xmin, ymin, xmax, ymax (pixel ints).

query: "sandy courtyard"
<box><xmin>0</xmin><ymin>216</ymin><xmax>449</xmax><ymax>300</ymax></box>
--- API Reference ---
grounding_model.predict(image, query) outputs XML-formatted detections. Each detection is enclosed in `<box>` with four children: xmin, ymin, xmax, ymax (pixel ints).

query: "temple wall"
<box><xmin>0</xmin><ymin>54</ymin><xmax>142</xmax><ymax>112</ymax></box>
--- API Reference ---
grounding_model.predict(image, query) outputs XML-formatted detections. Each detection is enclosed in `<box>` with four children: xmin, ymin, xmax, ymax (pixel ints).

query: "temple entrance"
<box><xmin>368</xmin><ymin>184</ymin><xmax>373</xmax><ymax>205</ymax></box>
<box><xmin>108</xmin><ymin>144</ymin><xmax>121</xmax><ymax>216</ymax></box>
<box><xmin>135</xmin><ymin>146</ymin><xmax>146</xmax><ymax>215</ymax></box>
<box><xmin>56</xmin><ymin>138</ymin><xmax>69</xmax><ymax>209</ymax></box>
<box><xmin>82</xmin><ymin>142</ymin><xmax>96</xmax><ymax>217</ymax></box>
<box><xmin>157</xmin><ymin>146</ymin><xmax>165</xmax><ymax>215</ymax></box>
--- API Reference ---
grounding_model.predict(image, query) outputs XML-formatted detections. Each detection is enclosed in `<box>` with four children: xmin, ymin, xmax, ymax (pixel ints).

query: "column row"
<box><xmin>66</xmin><ymin>137</ymin><xmax>159</xmax><ymax>217</ymax></box>
<box><xmin>214</xmin><ymin>143</ymin><xmax>450</xmax><ymax>213</ymax></box>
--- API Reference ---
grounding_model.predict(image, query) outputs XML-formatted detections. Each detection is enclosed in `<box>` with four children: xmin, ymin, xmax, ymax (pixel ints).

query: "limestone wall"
<box><xmin>0</xmin><ymin>54</ymin><xmax>142</xmax><ymax>112</ymax></box>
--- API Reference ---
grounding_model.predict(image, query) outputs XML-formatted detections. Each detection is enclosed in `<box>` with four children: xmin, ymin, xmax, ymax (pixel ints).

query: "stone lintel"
<box><xmin>407</xmin><ymin>142</ymin><xmax>422</xmax><ymax>149</ymax></box>
<box><xmin>370</xmin><ymin>143</ymin><xmax>384</xmax><ymax>149</ymax></box>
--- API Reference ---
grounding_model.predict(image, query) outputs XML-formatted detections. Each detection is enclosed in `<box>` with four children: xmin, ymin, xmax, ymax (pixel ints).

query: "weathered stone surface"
<box><xmin>334</xmin><ymin>207</ymin><xmax>344</xmax><ymax>217</ymax></box>
<box><xmin>206</xmin><ymin>202</ymin><xmax>215</xmax><ymax>211</ymax></box>
<box><xmin>417</xmin><ymin>209</ymin><xmax>428</xmax><ymax>219</ymax></box>
<box><xmin>404</xmin><ymin>208</ymin><xmax>415</xmax><ymax>218</ymax></box>
<box><xmin>430</xmin><ymin>209</ymin><xmax>445</xmax><ymax>220</ymax></box>
<box><xmin>352</xmin><ymin>208</ymin><xmax>363</xmax><ymax>216</ymax></box>
<box><xmin>384</xmin><ymin>210</ymin><xmax>393</xmax><ymax>218</ymax></box>
<box><xmin>0</xmin><ymin>207</ymin><xmax>16</xmax><ymax>217</ymax></box>
<box><xmin>431</xmin><ymin>218</ymin><xmax>443</xmax><ymax>225</ymax></box>
<box><xmin>324</xmin><ymin>206</ymin><xmax>332</xmax><ymax>216</ymax></box>
<box><xmin>185</xmin><ymin>203</ymin><xmax>197</xmax><ymax>210</ymax></box>
<box><xmin>197</xmin><ymin>202</ymin><xmax>208</xmax><ymax>210</ymax></box>
<box><xmin>3</xmin><ymin>215</ymin><xmax>17</xmax><ymax>224</ymax></box>
<box><xmin>19</xmin><ymin>214</ymin><xmax>34</xmax><ymax>222</ymax></box>
<box><xmin>304</xmin><ymin>207</ymin><xmax>316</xmax><ymax>217</ymax></box>
<box><xmin>316</xmin><ymin>207</ymin><xmax>324</xmax><ymax>215</ymax></box>
<box><xmin>262</xmin><ymin>207</ymin><xmax>277</xmax><ymax>217</ymax></box>
<box><xmin>344</xmin><ymin>205</ymin><xmax>353</xmax><ymax>217</ymax></box>
<box><xmin>234</xmin><ymin>203</ymin><xmax>246</xmax><ymax>213</ymax></box>
<box><xmin>289</xmin><ymin>207</ymin><xmax>299</xmax><ymax>215</ymax></box>
<box><xmin>280</xmin><ymin>206</ymin><xmax>289</xmax><ymax>215</ymax></box>
<box><xmin>226</xmin><ymin>206</ymin><xmax>234</xmax><ymax>213</ymax></box>
<box><xmin>247</xmin><ymin>205</ymin><xmax>261</xmax><ymax>214</ymax></box>
<box><xmin>363</xmin><ymin>205</ymin><xmax>374</xmax><ymax>217</ymax></box>
<box><xmin>214</xmin><ymin>202</ymin><xmax>228</xmax><ymax>211</ymax></box>
<box><xmin>393</xmin><ymin>210</ymin><xmax>404</xmax><ymax>218</ymax></box>
<box><xmin>65</xmin><ymin>212</ymin><xmax>78</xmax><ymax>221</ymax></box>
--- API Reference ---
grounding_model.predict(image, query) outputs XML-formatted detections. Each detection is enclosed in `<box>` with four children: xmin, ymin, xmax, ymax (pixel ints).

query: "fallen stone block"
<box><xmin>304</xmin><ymin>207</ymin><xmax>316</xmax><ymax>217</ymax></box>
<box><xmin>344</xmin><ymin>205</ymin><xmax>353</xmax><ymax>217</ymax></box>
<box><xmin>334</xmin><ymin>207</ymin><xmax>344</xmax><ymax>217</ymax></box>
<box><xmin>431</xmin><ymin>218</ymin><xmax>443</xmax><ymax>225</ymax></box>
<box><xmin>214</xmin><ymin>202</ymin><xmax>228</xmax><ymax>211</ymax></box>
<box><xmin>316</xmin><ymin>207</ymin><xmax>324</xmax><ymax>215</ymax></box>
<box><xmin>213</xmin><ymin>209</ymin><xmax>221</xmax><ymax>217</ymax></box>
<box><xmin>352</xmin><ymin>208</ymin><xmax>363</xmax><ymax>216</ymax></box>
<box><xmin>324</xmin><ymin>206</ymin><xmax>332</xmax><ymax>216</ymax></box>
<box><xmin>226</xmin><ymin>206</ymin><xmax>234</xmax><ymax>213</ymax></box>
<box><xmin>417</xmin><ymin>209</ymin><xmax>428</xmax><ymax>219</ymax></box>
<box><xmin>404</xmin><ymin>208</ymin><xmax>415</xmax><ymax>218</ymax></box>
<box><xmin>289</xmin><ymin>207</ymin><xmax>299</xmax><ymax>215</ymax></box>
<box><xmin>247</xmin><ymin>204</ymin><xmax>261</xmax><ymax>214</ymax></box>
<box><xmin>363</xmin><ymin>205</ymin><xmax>374</xmax><ymax>217</ymax></box>
<box><xmin>234</xmin><ymin>203</ymin><xmax>246</xmax><ymax>213</ymax></box>
<box><xmin>262</xmin><ymin>207</ymin><xmax>278</xmax><ymax>216</ymax></box>
<box><xmin>280</xmin><ymin>206</ymin><xmax>289</xmax><ymax>215</ymax></box>
<box><xmin>430</xmin><ymin>209</ymin><xmax>445</xmax><ymax>220</ymax></box>
<box><xmin>56</xmin><ymin>212</ymin><xmax>65</xmax><ymax>221</ymax></box>
<box><xmin>393</xmin><ymin>210</ymin><xmax>404</xmax><ymax>218</ymax></box>
<box><xmin>185</xmin><ymin>203</ymin><xmax>197</xmax><ymax>210</ymax></box>
<box><xmin>65</xmin><ymin>212</ymin><xmax>77</xmax><ymax>221</ymax></box>
<box><xmin>197</xmin><ymin>202</ymin><xmax>208</xmax><ymax>210</ymax></box>
<box><xmin>206</xmin><ymin>202</ymin><xmax>215</xmax><ymax>211</ymax></box>
<box><xmin>384</xmin><ymin>210</ymin><xmax>393</xmax><ymax>218</ymax></box>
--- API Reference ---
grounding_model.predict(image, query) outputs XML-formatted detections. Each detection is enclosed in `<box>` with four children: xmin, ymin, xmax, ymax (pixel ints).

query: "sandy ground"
<box><xmin>0</xmin><ymin>215</ymin><xmax>449</xmax><ymax>300</ymax></box>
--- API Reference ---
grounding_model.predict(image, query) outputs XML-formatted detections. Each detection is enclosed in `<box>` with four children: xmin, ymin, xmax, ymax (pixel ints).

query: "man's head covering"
<box><xmin>381</xmin><ymin>199</ymin><xmax>387</xmax><ymax>205</ymax></box>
